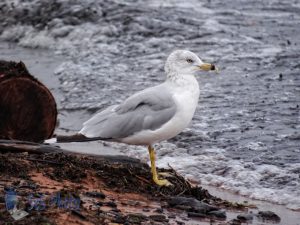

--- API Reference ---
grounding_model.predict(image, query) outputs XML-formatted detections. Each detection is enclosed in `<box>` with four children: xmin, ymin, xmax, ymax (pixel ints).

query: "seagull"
<box><xmin>48</xmin><ymin>50</ymin><xmax>217</xmax><ymax>186</ymax></box>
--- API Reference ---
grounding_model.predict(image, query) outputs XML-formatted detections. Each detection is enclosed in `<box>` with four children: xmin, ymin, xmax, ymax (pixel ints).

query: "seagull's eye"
<box><xmin>186</xmin><ymin>58</ymin><xmax>194</xmax><ymax>64</ymax></box>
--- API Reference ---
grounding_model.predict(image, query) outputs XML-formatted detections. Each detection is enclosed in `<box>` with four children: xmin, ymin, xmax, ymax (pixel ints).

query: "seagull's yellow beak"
<box><xmin>198</xmin><ymin>63</ymin><xmax>218</xmax><ymax>72</ymax></box>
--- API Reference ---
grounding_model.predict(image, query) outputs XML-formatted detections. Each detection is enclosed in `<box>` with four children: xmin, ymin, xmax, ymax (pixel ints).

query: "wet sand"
<box><xmin>203</xmin><ymin>185</ymin><xmax>300</xmax><ymax>225</ymax></box>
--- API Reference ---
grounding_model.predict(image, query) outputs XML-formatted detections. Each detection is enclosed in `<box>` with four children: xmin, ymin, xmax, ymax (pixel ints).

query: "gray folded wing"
<box><xmin>79</xmin><ymin>84</ymin><xmax>177</xmax><ymax>139</ymax></box>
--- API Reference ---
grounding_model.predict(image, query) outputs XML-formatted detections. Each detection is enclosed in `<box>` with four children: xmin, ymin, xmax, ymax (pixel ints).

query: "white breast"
<box><xmin>122</xmin><ymin>75</ymin><xmax>200</xmax><ymax>145</ymax></box>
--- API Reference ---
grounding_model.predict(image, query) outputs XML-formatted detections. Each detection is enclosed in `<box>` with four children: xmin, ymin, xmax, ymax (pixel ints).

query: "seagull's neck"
<box><xmin>166</xmin><ymin>72</ymin><xmax>198</xmax><ymax>87</ymax></box>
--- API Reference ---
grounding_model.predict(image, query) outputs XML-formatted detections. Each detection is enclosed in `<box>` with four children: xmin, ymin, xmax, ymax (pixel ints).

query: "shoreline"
<box><xmin>202</xmin><ymin>185</ymin><xmax>300</xmax><ymax>225</ymax></box>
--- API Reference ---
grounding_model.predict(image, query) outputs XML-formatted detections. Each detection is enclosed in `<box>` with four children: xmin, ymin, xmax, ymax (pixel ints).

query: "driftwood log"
<box><xmin>0</xmin><ymin>61</ymin><xmax>57</xmax><ymax>142</ymax></box>
<box><xmin>0</xmin><ymin>139</ymin><xmax>141</xmax><ymax>164</ymax></box>
<box><xmin>0</xmin><ymin>139</ymin><xmax>62</xmax><ymax>154</ymax></box>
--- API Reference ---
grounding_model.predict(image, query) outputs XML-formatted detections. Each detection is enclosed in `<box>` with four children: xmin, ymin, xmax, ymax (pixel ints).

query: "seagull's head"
<box><xmin>164</xmin><ymin>50</ymin><xmax>217</xmax><ymax>76</ymax></box>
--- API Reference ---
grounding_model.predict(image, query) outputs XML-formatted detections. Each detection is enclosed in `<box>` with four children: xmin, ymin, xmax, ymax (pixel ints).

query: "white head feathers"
<box><xmin>164</xmin><ymin>50</ymin><xmax>203</xmax><ymax>76</ymax></box>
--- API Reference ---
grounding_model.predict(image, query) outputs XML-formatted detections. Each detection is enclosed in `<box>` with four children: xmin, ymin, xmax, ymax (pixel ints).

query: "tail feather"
<box><xmin>44</xmin><ymin>134</ymin><xmax>111</xmax><ymax>143</ymax></box>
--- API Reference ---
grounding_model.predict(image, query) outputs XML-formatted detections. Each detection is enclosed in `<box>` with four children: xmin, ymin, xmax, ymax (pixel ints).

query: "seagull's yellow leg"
<box><xmin>148</xmin><ymin>145</ymin><xmax>172</xmax><ymax>186</ymax></box>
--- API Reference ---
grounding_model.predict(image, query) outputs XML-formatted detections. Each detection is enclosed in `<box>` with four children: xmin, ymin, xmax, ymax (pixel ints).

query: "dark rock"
<box><xmin>154</xmin><ymin>208</ymin><xmax>163</xmax><ymax>213</ymax></box>
<box><xmin>85</xmin><ymin>191</ymin><xmax>106</xmax><ymax>199</ymax></box>
<box><xmin>168</xmin><ymin>214</ymin><xmax>176</xmax><ymax>219</ymax></box>
<box><xmin>71</xmin><ymin>210</ymin><xmax>86</xmax><ymax>220</ymax></box>
<box><xmin>207</xmin><ymin>210</ymin><xmax>226</xmax><ymax>219</ymax></box>
<box><xmin>237</xmin><ymin>213</ymin><xmax>253</xmax><ymax>221</ymax></box>
<box><xmin>111</xmin><ymin>208</ymin><xmax>121</xmax><ymax>213</ymax></box>
<box><xmin>126</xmin><ymin>213</ymin><xmax>148</xmax><ymax>223</ymax></box>
<box><xmin>228</xmin><ymin>219</ymin><xmax>242</xmax><ymax>225</ymax></box>
<box><xmin>149</xmin><ymin>214</ymin><xmax>168</xmax><ymax>222</ymax></box>
<box><xmin>175</xmin><ymin>221</ymin><xmax>185</xmax><ymax>225</ymax></box>
<box><xmin>187</xmin><ymin>212</ymin><xmax>206</xmax><ymax>218</ymax></box>
<box><xmin>257</xmin><ymin>210</ymin><xmax>281</xmax><ymax>221</ymax></box>
<box><xmin>167</xmin><ymin>196</ymin><xmax>219</xmax><ymax>214</ymax></box>
<box><xmin>95</xmin><ymin>201</ymin><xmax>103</xmax><ymax>206</ymax></box>
<box><xmin>112</xmin><ymin>214</ymin><xmax>126</xmax><ymax>224</ymax></box>
<box><xmin>126</xmin><ymin>200</ymin><xmax>140</xmax><ymax>206</ymax></box>
<box><xmin>106</xmin><ymin>201</ymin><xmax>117</xmax><ymax>208</ymax></box>
<box><xmin>173</xmin><ymin>205</ymin><xmax>193</xmax><ymax>211</ymax></box>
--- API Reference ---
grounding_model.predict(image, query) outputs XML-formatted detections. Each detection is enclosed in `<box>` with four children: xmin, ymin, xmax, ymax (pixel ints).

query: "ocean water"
<box><xmin>1</xmin><ymin>0</ymin><xmax>299</xmax><ymax>209</ymax></box>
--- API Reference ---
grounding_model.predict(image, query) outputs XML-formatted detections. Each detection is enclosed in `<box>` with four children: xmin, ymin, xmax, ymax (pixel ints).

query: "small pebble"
<box><xmin>228</xmin><ymin>219</ymin><xmax>242</xmax><ymax>225</ymax></box>
<box><xmin>257</xmin><ymin>210</ymin><xmax>281</xmax><ymax>221</ymax></box>
<box><xmin>154</xmin><ymin>208</ymin><xmax>163</xmax><ymax>213</ymax></box>
<box><xmin>85</xmin><ymin>191</ymin><xmax>106</xmax><ymax>199</ymax></box>
<box><xmin>106</xmin><ymin>201</ymin><xmax>117</xmax><ymax>208</ymax></box>
<box><xmin>149</xmin><ymin>214</ymin><xmax>168</xmax><ymax>222</ymax></box>
<box><xmin>208</xmin><ymin>210</ymin><xmax>226</xmax><ymax>219</ymax></box>
<box><xmin>237</xmin><ymin>213</ymin><xmax>253</xmax><ymax>221</ymax></box>
<box><xmin>187</xmin><ymin>212</ymin><xmax>206</xmax><ymax>218</ymax></box>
